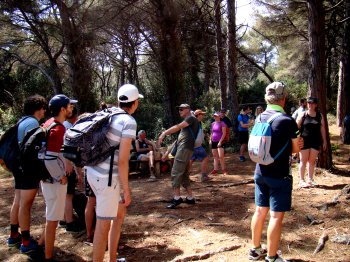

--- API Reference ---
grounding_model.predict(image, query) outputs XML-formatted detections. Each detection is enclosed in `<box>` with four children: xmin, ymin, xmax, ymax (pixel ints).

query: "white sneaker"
<box><xmin>265</xmin><ymin>254</ymin><xmax>286</xmax><ymax>262</ymax></box>
<box><xmin>147</xmin><ymin>176</ymin><xmax>156</xmax><ymax>182</ymax></box>
<box><xmin>308</xmin><ymin>179</ymin><xmax>318</xmax><ymax>187</ymax></box>
<box><xmin>299</xmin><ymin>180</ymin><xmax>309</xmax><ymax>188</ymax></box>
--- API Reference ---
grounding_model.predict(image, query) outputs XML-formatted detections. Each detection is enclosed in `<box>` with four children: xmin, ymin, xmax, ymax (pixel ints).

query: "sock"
<box><xmin>22</xmin><ymin>230</ymin><xmax>30</xmax><ymax>246</ymax></box>
<box><xmin>174</xmin><ymin>196</ymin><xmax>181</xmax><ymax>200</ymax></box>
<box><xmin>266</xmin><ymin>255</ymin><xmax>277</xmax><ymax>262</ymax></box>
<box><xmin>186</xmin><ymin>196</ymin><xmax>194</xmax><ymax>200</ymax></box>
<box><xmin>10</xmin><ymin>224</ymin><xmax>19</xmax><ymax>238</ymax></box>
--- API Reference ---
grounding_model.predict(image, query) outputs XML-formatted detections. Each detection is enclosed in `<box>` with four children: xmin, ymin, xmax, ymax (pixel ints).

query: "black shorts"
<box><xmin>84</xmin><ymin>172</ymin><xmax>95</xmax><ymax>197</ymax></box>
<box><xmin>238</xmin><ymin>131</ymin><xmax>249</xmax><ymax>144</ymax></box>
<box><xmin>15</xmin><ymin>170</ymin><xmax>41</xmax><ymax>190</ymax></box>
<box><xmin>67</xmin><ymin>172</ymin><xmax>77</xmax><ymax>195</ymax></box>
<box><xmin>211</xmin><ymin>141</ymin><xmax>226</xmax><ymax>149</ymax></box>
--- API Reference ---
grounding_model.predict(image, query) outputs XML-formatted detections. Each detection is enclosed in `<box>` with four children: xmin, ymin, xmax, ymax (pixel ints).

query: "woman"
<box><xmin>255</xmin><ymin>106</ymin><xmax>263</xmax><ymax>118</ymax></box>
<box><xmin>296</xmin><ymin>97</ymin><xmax>326</xmax><ymax>188</ymax></box>
<box><xmin>210</xmin><ymin>112</ymin><xmax>227</xmax><ymax>175</ymax></box>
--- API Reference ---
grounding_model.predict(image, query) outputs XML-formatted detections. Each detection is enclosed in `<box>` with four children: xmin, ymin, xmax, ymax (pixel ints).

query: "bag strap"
<box><xmin>273</xmin><ymin>140</ymin><xmax>289</xmax><ymax>160</ymax></box>
<box><xmin>267</xmin><ymin>112</ymin><xmax>283</xmax><ymax>124</ymax></box>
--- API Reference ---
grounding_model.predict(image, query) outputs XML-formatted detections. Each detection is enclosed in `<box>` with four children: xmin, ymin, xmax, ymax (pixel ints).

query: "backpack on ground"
<box><xmin>248</xmin><ymin>113</ymin><xmax>289</xmax><ymax>165</ymax></box>
<box><xmin>0</xmin><ymin>116</ymin><xmax>33</xmax><ymax>173</ymax></box>
<box><xmin>20</xmin><ymin>121</ymin><xmax>61</xmax><ymax>181</ymax></box>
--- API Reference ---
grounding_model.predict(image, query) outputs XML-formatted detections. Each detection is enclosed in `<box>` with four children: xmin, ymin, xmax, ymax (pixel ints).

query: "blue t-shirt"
<box><xmin>254</xmin><ymin>107</ymin><xmax>299</xmax><ymax>179</ymax></box>
<box><xmin>238</xmin><ymin>114</ymin><xmax>249</xmax><ymax>132</ymax></box>
<box><xmin>17</xmin><ymin>116</ymin><xmax>39</xmax><ymax>143</ymax></box>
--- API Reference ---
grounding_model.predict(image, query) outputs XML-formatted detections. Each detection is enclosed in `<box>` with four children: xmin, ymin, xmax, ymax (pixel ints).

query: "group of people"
<box><xmin>5</xmin><ymin>80</ymin><xmax>328</xmax><ymax>262</ymax></box>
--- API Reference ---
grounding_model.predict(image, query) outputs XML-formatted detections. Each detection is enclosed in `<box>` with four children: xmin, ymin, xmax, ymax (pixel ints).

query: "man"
<box><xmin>191</xmin><ymin>109</ymin><xmax>210</xmax><ymax>182</ymax></box>
<box><xmin>135</xmin><ymin>130</ymin><xmax>158</xmax><ymax>182</ymax></box>
<box><xmin>249</xmin><ymin>82</ymin><xmax>303</xmax><ymax>262</ymax></box>
<box><xmin>7</xmin><ymin>95</ymin><xmax>47</xmax><ymax>254</ymax></box>
<box><xmin>41</xmin><ymin>94</ymin><xmax>77</xmax><ymax>260</ymax></box>
<box><xmin>292</xmin><ymin>98</ymin><xmax>306</xmax><ymax>120</ymax></box>
<box><xmin>238</xmin><ymin>105</ymin><xmax>253</xmax><ymax>162</ymax></box>
<box><xmin>220</xmin><ymin>108</ymin><xmax>233</xmax><ymax>130</ymax></box>
<box><xmin>86</xmin><ymin>84</ymin><xmax>141</xmax><ymax>261</ymax></box>
<box><xmin>158</xmin><ymin>103</ymin><xmax>199</xmax><ymax>209</ymax></box>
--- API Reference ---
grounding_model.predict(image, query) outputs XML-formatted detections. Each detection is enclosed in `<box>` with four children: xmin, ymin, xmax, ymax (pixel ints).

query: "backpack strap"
<box><xmin>266</xmin><ymin>112</ymin><xmax>289</xmax><ymax>160</ymax></box>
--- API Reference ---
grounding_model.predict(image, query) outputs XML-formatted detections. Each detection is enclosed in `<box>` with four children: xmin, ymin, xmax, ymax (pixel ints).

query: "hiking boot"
<box><xmin>201</xmin><ymin>174</ymin><xmax>212</xmax><ymax>182</ymax></box>
<box><xmin>65</xmin><ymin>221</ymin><xmax>85</xmax><ymax>233</ymax></box>
<box><xmin>184</xmin><ymin>197</ymin><xmax>196</xmax><ymax>205</ymax></box>
<box><xmin>239</xmin><ymin>156</ymin><xmax>246</xmax><ymax>162</ymax></box>
<box><xmin>166</xmin><ymin>197</ymin><xmax>183</xmax><ymax>209</ymax></box>
<box><xmin>20</xmin><ymin>238</ymin><xmax>38</xmax><ymax>254</ymax></box>
<box><xmin>265</xmin><ymin>254</ymin><xmax>286</xmax><ymax>262</ymax></box>
<box><xmin>248</xmin><ymin>246</ymin><xmax>267</xmax><ymax>260</ymax></box>
<box><xmin>7</xmin><ymin>233</ymin><xmax>22</xmax><ymax>247</ymax></box>
<box><xmin>58</xmin><ymin>220</ymin><xmax>67</xmax><ymax>228</ymax></box>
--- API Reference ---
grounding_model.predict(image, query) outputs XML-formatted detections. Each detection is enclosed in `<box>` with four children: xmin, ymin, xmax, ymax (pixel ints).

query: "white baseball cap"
<box><xmin>118</xmin><ymin>84</ymin><xmax>144</xmax><ymax>103</ymax></box>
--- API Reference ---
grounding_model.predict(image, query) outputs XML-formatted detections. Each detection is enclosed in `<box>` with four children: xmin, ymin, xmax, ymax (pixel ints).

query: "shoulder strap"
<box><xmin>267</xmin><ymin>112</ymin><xmax>283</xmax><ymax>124</ymax></box>
<box><xmin>17</xmin><ymin>115</ymin><xmax>37</xmax><ymax>126</ymax></box>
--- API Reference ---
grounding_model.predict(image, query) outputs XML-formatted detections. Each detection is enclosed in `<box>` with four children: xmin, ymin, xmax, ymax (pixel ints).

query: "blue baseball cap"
<box><xmin>49</xmin><ymin>94</ymin><xmax>78</xmax><ymax>110</ymax></box>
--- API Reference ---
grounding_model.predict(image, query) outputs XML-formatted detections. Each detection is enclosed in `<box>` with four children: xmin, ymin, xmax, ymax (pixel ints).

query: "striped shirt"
<box><xmin>85</xmin><ymin>108</ymin><xmax>137</xmax><ymax>178</ymax></box>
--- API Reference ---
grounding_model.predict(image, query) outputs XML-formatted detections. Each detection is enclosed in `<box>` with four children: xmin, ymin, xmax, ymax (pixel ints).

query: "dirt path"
<box><xmin>0</xmin><ymin>125</ymin><xmax>349</xmax><ymax>262</ymax></box>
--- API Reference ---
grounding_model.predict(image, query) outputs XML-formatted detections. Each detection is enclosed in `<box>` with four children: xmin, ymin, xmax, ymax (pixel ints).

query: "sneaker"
<box><xmin>58</xmin><ymin>220</ymin><xmax>67</xmax><ymax>228</ymax></box>
<box><xmin>308</xmin><ymin>179</ymin><xmax>318</xmax><ymax>187</ymax></box>
<box><xmin>184</xmin><ymin>197</ymin><xmax>195</xmax><ymax>205</ymax></box>
<box><xmin>147</xmin><ymin>175</ymin><xmax>157</xmax><ymax>182</ymax></box>
<box><xmin>166</xmin><ymin>197</ymin><xmax>183</xmax><ymax>209</ymax></box>
<box><xmin>20</xmin><ymin>238</ymin><xmax>38</xmax><ymax>254</ymax></box>
<box><xmin>210</xmin><ymin>169</ymin><xmax>218</xmax><ymax>175</ymax></box>
<box><xmin>222</xmin><ymin>169</ymin><xmax>228</xmax><ymax>175</ymax></box>
<box><xmin>299</xmin><ymin>180</ymin><xmax>309</xmax><ymax>188</ymax></box>
<box><xmin>201</xmin><ymin>175</ymin><xmax>212</xmax><ymax>182</ymax></box>
<box><xmin>65</xmin><ymin>221</ymin><xmax>85</xmax><ymax>233</ymax></box>
<box><xmin>239</xmin><ymin>156</ymin><xmax>246</xmax><ymax>162</ymax></box>
<box><xmin>248</xmin><ymin>246</ymin><xmax>267</xmax><ymax>260</ymax></box>
<box><xmin>117</xmin><ymin>258</ymin><xmax>126</xmax><ymax>262</ymax></box>
<box><xmin>84</xmin><ymin>236</ymin><xmax>93</xmax><ymax>246</ymax></box>
<box><xmin>265</xmin><ymin>254</ymin><xmax>285</xmax><ymax>262</ymax></box>
<box><xmin>7</xmin><ymin>233</ymin><xmax>22</xmax><ymax>247</ymax></box>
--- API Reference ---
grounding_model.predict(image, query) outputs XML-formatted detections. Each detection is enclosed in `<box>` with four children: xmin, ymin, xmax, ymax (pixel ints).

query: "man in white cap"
<box><xmin>158</xmin><ymin>103</ymin><xmax>199</xmax><ymax>209</ymax></box>
<box><xmin>86</xmin><ymin>84</ymin><xmax>142</xmax><ymax>262</ymax></box>
<box><xmin>249</xmin><ymin>82</ymin><xmax>303</xmax><ymax>262</ymax></box>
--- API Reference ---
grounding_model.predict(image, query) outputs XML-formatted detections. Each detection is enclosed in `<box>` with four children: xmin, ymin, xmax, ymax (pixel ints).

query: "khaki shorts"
<box><xmin>86</xmin><ymin>169</ymin><xmax>120</xmax><ymax>220</ymax></box>
<box><xmin>171</xmin><ymin>147</ymin><xmax>193</xmax><ymax>188</ymax></box>
<box><xmin>41</xmin><ymin>182</ymin><xmax>67</xmax><ymax>221</ymax></box>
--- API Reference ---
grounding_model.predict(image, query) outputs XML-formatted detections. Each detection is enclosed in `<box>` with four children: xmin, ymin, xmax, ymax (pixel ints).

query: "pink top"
<box><xmin>211</xmin><ymin>121</ymin><xmax>226</xmax><ymax>142</ymax></box>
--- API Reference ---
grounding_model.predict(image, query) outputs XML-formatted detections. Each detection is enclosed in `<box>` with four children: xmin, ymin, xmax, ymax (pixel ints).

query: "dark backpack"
<box><xmin>20</xmin><ymin>121</ymin><xmax>61</xmax><ymax>181</ymax></box>
<box><xmin>62</xmin><ymin>109</ymin><xmax>127</xmax><ymax>186</ymax></box>
<box><xmin>343</xmin><ymin>114</ymin><xmax>350</xmax><ymax>144</ymax></box>
<box><xmin>0</xmin><ymin>116</ymin><xmax>34</xmax><ymax>173</ymax></box>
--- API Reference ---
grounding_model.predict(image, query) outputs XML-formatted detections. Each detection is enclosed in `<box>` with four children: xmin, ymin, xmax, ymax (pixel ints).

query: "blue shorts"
<box><xmin>191</xmin><ymin>146</ymin><xmax>208</xmax><ymax>161</ymax></box>
<box><xmin>254</xmin><ymin>173</ymin><xmax>293</xmax><ymax>212</ymax></box>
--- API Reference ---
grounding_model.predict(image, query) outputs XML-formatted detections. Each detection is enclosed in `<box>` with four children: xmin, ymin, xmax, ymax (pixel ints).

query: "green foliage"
<box><xmin>237</xmin><ymin>79</ymin><xmax>267</xmax><ymax>105</ymax></box>
<box><xmin>0</xmin><ymin>107</ymin><xmax>17</xmax><ymax>134</ymax></box>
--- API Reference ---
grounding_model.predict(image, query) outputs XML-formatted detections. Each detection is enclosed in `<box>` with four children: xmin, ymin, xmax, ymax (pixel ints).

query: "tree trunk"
<box><xmin>152</xmin><ymin>0</ymin><xmax>184</xmax><ymax>125</ymax></box>
<box><xmin>307</xmin><ymin>0</ymin><xmax>332</xmax><ymax>168</ymax></box>
<box><xmin>214</xmin><ymin>0</ymin><xmax>227</xmax><ymax>109</ymax></box>
<box><xmin>337</xmin><ymin>61</ymin><xmax>344</xmax><ymax>128</ymax></box>
<box><xmin>226</xmin><ymin>0</ymin><xmax>239</xmax><ymax>124</ymax></box>
<box><xmin>52</xmin><ymin>0</ymin><xmax>97</xmax><ymax>112</ymax></box>
<box><xmin>343</xmin><ymin>0</ymin><xmax>350</xmax><ymax>115</ymax></box>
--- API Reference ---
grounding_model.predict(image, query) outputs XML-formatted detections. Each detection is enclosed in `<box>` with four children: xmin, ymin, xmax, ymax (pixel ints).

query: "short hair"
<box><xmin>119</xmin><ymin>100</ymin><xmax>137</xmax><ymax>110</ymax></box>
<box><xmin>299</xmin><ymin>98</ymin><xmax>306</xmax><ymax>104</ymax></box>
<box><xmin>24</xmin><ymin>95</ymin><xmax>47</xmax><ymax>115</ymax></box>
<box><xmin>100</xmin><ymin>102</ymin><xmax>107</xmax><ymax>110</ymax></box>
<box><xmin>50</xmin><ymin>103</ymin><xmax>68</xmax><ymax>117</ymax></box>
<box><xmin>242</xmin><ymin>105</ymin><xmax>249</xmax><ymax>111</ymax></box>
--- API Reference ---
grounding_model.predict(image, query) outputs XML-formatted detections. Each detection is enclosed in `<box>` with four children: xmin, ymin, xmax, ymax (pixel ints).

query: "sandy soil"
<box><xmin>0</xmin><ymin>125</ymin><xmax>349</xmax><ymax>262</ymax></box>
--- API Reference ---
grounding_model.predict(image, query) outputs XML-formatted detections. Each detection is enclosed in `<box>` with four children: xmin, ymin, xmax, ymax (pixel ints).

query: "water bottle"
<box><xmin>38</xmin><ymin>142</ymin><xmax>46</xmax><ymax>160</ymax></box>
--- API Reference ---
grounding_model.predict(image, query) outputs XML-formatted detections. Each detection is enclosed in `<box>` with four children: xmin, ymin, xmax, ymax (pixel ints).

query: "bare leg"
<box><xmin>85</xmin><ymin>196</ymin><xmax>96</xmax><ymax>240</ymax></box>
<box><xmin>45</xmin><ymin>220</ymin><xmax>58</xmax><ymax>259</ymax></box>
<box><xmin>10</xmin><ymin>189</ymin><xmax>21</xmax><ymax>227</ymax></box>
<box><xmin>251</xmin><ymin>206</ymin><xmax>269</xmax><ymax>248</ymax></box>
<box><xmin>200</xmin><ymin>157</ymin><xmax>208</xmax><ymax>174</ymax></box>
<box><xmin>93</xmin><ymin>219</ymin><xmax>111</xmax><ymax>262</ymax></box>
<box><xmin>267</xmin><ymin>211</ymin><xmax>285</xmax><ymax>257</ymax></box>
<box><xmin>299</xmin><ymin>149</ymin><xmax>310</xmax><ymax>181</ymax></box>
<box><xmin>217</xmin><ymin>147</ymin><xmax>226</xmax><ymax>172</ymax></box>
<box><xmin>108</xmin><ymin>204</ymin><xmax>126</xmax><ymax>262</ymax></box>
<box><xmin>19</xmin><ymin>189</ymin><xmax>38</xmax><ymax>231</ymax></box>
<box><xmin>307</xmin><ymin>149</ymin><xmax>319</xmax><ymax>181</ymax></box>
<box><xmin>240</xmin><ymin>143</ymin><xmax>247</xmax><ymax>156</ymax></box>
<box><xmin>64</xmin><ymin>194</ymin><xmax>74</xmax><ymax>223</ymax></box>
<box><xmin>211</xmin><ymin>149</ymin><xmax>219</xmax><ymax>171</ymax></box>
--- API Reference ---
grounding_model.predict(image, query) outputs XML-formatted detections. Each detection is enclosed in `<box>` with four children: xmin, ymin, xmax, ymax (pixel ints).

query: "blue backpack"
<box><xmin>248</xmin><ymin>113</ymin><xmax>289</xmax><ymax>165</ymax></box>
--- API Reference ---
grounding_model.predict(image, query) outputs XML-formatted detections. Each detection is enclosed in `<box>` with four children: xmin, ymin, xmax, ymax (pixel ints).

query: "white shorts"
<box><xmin>86</xmin><ymin>170</ymin><xmax>120</xmax><ymax>220</ymax></box>
<box><xmin>41</xmin><ymin>182</ymin><xmax>67</xmax><ymax>221</ymax></box>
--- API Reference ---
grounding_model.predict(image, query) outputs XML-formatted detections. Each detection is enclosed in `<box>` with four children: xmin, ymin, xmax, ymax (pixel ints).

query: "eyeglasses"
<box><xmin>178</xmin><ymin>108</ymin><xmax>188</xmax><ymax>112</ymax></box>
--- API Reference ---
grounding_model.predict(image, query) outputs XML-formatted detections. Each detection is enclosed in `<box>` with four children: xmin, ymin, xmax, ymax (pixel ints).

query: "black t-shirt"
<box><xmin>254</xmin><ymin>110</ymin><xmax>299</xmax><ymax>179</ymax></box>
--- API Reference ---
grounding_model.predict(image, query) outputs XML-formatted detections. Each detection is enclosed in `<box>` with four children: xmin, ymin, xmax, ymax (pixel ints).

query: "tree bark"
<box><xmin>226</xmin><ymin>0</ymin><xmax>239</xmax><ymax>125</ymax></box>
<box><xmin>307</xmin><ymin>0</ymin><xmax>332</xmax><ymax>168</ymax></box>
<box><xmin>342</xmin><ymin>0</ymin><xmax>350</xmax><ymax>115</ymax></box>
<box><xmin>214</xmin><ymin>0</ymin><xmax>227</xmax><ymax>109</ymax></box>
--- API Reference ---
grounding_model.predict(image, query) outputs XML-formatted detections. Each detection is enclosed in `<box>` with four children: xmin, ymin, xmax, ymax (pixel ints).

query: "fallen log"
<box><xmin>172</xmin><ymin>244</ymin><xmax>241</xmax><ymax>262</ymax></box>
<box><xmin>331</xmin><ymin>234</ymin><xmax>350</xmax><ymax>245</ymax></box>
<box><xmin>306</xmin><ymin>214</ymin><xmax>324</xmax><ymax>225</ymax></box>
<box><xmin>313</xmin><ymin>231</ymin><xmax>329</xmax><ymax>255</ymax></box>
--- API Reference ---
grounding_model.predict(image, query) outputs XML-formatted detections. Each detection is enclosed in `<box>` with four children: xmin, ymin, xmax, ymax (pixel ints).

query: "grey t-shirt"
<box><xmin>177</xmin><ymin>115</ymin><xmax>199</xmax><ymax>150</ymax></box>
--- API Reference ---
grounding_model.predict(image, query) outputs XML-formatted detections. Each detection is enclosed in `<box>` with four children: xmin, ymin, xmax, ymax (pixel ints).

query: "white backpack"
<box><xmin>248</xmin><ymin>113</ymin><xmax>289</xmax><ymax>165</ymax></box>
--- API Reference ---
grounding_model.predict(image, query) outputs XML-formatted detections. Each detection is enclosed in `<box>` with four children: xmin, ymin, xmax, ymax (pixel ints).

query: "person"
<box><xmin>190</xmin><ymin>109</ymin><xmax>210</xmax><ymax>182</ymax></box>
<box><xmin>238</xmin><ymin>105</ymin><xmax>253</xmax><ymax>162</ymax></box>
<box><xmin>86</xmin><ymin>84</ymin><xmax>142</xmax><ymax>261</ymax></box>
<box><xmin>157</xmin><ymin>103</ymin><xmax>199</xmax><ymax>209</ymax></box>
<box><xmin>210</xmin><ymin>112</ymin><xmax>228</xmax><ymax>175</ymax></box>
<box><xmin>83</xmin><ymin>168</ymin><xmax>96</xmax><ymax>245</ymax></box>
<box><xmin>249</xmin><ymin>82</ymin><xmax>303</xmax><ymax>262</ymax></box>
<box><xmin>41</xmin><ymin>94</ymin><xmax>77</xmax><ymax>260</ymax></box>
<box><xmin>296</xmin><ymin>97</ymin><xmax>327</xmax><ymax>188</ymax></box>
<box><xmin>62</xmin><ymin>106</ymin><xmax>85</xmax><ymax>232</ymax></box>
<box><xmin>220</xmin><ymin>108</ymin><xmax>233</xmax><ymax>142</ymax></box>
<box><xmin>135</xmin><ymin>130</ymin><xmax>158</xmax><ymax>182</ymax></box>
<box><xmin>7</xmin><ymin>95</ymin><xmax>47</xmax><ymax>254</ymax></box>
<box><xmin>255</xmin><ymin>106</ymin><xmax>264</xmax><ymax>118</ymax></box>
<box><xmin>292</xmin><ymin>98</ymin><xmax>307</xmax><ymax>120</ymax></box>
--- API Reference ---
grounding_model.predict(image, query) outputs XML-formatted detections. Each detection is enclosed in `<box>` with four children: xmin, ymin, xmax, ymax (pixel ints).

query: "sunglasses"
<box><xmin>178</xmin><ymin>108</ymin><xmax>188</xmax><ymax>111</ymax></box>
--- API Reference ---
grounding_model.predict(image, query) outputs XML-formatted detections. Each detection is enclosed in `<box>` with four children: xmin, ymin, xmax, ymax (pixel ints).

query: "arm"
<box><xmin>162</xmin><ymin>141</ymin><xmax>176</xmax><ymax>161</ymax></box>
<box><xmin>118</xmin><ymin>137</ymin><xmax>132</xmax><ymax>207</ymax></box>
<box><xmin>296</xmin><ymin>111</ymin><xmax>306</xmax><ymax>129</ymax></box>
<box><xmin>218</xmin><ymin>125</ymin><xmax>226</xmax><ymax>147</ymax></box>
<box><xmin>158</xmin><ymin>120</ymin><xmax>189</xmax><ymax>145</ymax></box>
<box><xmin>135</xmin><ymin>139</ymin><xmax>151</xmax><ymax>153</ymax></box>
<box><xmin>291</xmin><ymin>136</ymin><xmax>304</xmax><ymax>154</ymax></box>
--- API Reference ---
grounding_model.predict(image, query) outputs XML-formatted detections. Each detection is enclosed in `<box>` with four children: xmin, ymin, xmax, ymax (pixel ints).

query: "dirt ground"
<box><xmin>0</xmin><ymin>125</ymin><xmax>350</xmax><ymax>262</ymax></box>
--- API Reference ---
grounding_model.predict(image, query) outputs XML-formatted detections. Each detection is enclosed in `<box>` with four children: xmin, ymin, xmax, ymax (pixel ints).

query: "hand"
<box><xmin>322</xmin><ymin>142</ymin><xmax>327</xmax><ymax>151</ymax></box>
<box><xmin>60</xmin><ymin>175</ymin><xmax>68</xmax><ymax>185</ymax></box>
<box><xmin>157</xmin><ymin>133</ymin><xmax>165</xmax><ymax>147</ymax></box>
<box><xmin>65</xmin><ymin>161</ymin><xmax>74</xmax><ymax>175</ymax></box>
<box><xmin>123</xmin><ymin>188</ymin><xmax>131</xmax><ymax>207</ymax></box>
<box><xmin>298</xmin><ymin>137</ymin><xmax>304</xmax><ymax>149</ymax></box>
<box><xmin>218</xmin><ymin>142</ymin><xmax>222</xmax><ymax>148</ymax></box>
